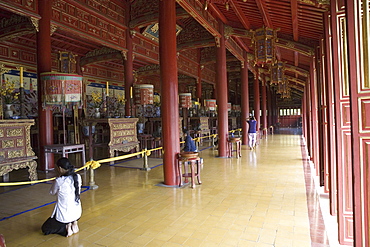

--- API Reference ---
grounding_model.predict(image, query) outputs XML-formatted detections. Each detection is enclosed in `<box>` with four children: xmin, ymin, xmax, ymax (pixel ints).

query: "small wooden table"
<box><xmin>44</xmin><ymin>144</ymin><xmax>86</xmax><ymax>170</ymax></box>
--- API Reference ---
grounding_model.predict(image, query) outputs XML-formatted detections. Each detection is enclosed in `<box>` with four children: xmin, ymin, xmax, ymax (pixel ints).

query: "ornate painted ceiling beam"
<box><xmin>129</xmin><ymin>8</ymin><xmax>189</xmax><ymax>29</ymax></box>
<box><xmin>276</xmin><ymin>38</ymin><xmax>315</xmax><ymax>57</ymax></box>
<box><xmin>285</xmin><ymin>64</ymin><xmax>309</xmax><ymax>77</ymax></box>
<box><xmin>234</xmin><ymin>36</ymin><xmax>250</xmax><ymax>52</ymax></box>
<box><xmin>80</xmin><ymin>47</ymin><xmax>125</xmax><ymax>67</ymax></box>
<box><xmin>177</xmin><ymin>0</ymin><xmax>221</xmax><ymax>38</ymax></box>
<box><xmin>225</xmin><ymin>37</ymin><xmax>244</xmax><ymax>61</ymax></box>
<box><xmin>225</xmin><ymin>26</ymin><xmax>253</xmax><ymax>38</ymax></box>
<box><xmin>0</xmin><ymin>15</ymin><xmax>37</xmax><ymax>41</ymax></box>
<box><xmin>177</xmin><ymin>39</ymin><xmax>215</xmax><ymax>51</ymax></box>
<box><xmin>285</xmin><ymin>74</ymin><xmax>306</xmax><ymax>86</ymax></box>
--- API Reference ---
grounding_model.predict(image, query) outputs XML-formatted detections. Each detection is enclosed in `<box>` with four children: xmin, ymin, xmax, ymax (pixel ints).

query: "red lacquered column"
<box><xmin>125</xmin><ymin>3</ymin><xmax>134</xmax><ymax>117</ymax></box>
<box><xmin>253</xmin><ymin>71</ymin><xmax>260</xmax><ymax>132</ymax></box>
<box><xmin>37</xmin><ymin>0</ymin><xmax>54</xmax><ymax>170</ymax></box>
<box><xmin>310</xmin><ymin>57</ymin><xmax>320</xmax><ymax>175</ymax></box>
<box><xmin>267</xmin><ymin>85</ymin><xmax>272</xmax><ymax>128</ymax></box>
<box><xmin>196</xmin><ymin>50</ymin><xmax>202</xmax><ymax>101</ymax></box>
<box><xmin>261</xmin><ymin>78</ymin><xmax>267</xmax><ymax>136</ymax></box>
<box><xmin>159</xmin><ymin>0</ymin><xmax>180</xmax><ymax>186</ymax></box>
<box><xmin>241</xmin><ymin>56</ymin><xmax>249</xmax><ymax>145</ymax></box>
<box><xmin>216</xmin><ymin>23</ymin><xmax>228</xmax><ymax>157</ymax></box>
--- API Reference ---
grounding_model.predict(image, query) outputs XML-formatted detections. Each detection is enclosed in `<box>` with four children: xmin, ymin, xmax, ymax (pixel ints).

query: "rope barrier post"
<box><xmin>89</xmin><ymin>160</ymin><xmax>99</xmax><ymax>190</ymax></box>
<box><xmin>141</xmin><ymin>149</ymin><xmax>151</xmax><ymax>171</ymax></box>
<box><xmin>195</xmin><ymin>138</ymin><xmax>199</xmax><ymax>150</ymax></box>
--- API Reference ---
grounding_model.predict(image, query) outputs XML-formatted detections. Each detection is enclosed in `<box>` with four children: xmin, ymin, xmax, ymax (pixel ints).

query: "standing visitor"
<box><xmin>247</xmin><ymin>116</ymin><xmax>258</xmax><ymax>150</ymax></box>
<box><xmin>42</xmin><ymin>157</ymin><xmax>82</xmax><ymax>237</ymax></box>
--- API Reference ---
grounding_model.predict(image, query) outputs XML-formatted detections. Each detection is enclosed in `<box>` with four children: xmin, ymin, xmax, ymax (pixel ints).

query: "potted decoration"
<box><xmin>0</xmin><ymin>80</ymin><xmax>19</xmax><ymax>119</ymax></box>
<box><xmin>90</xmin><ymin>91</ymin><xmax>103</xmax><ymax>118</ymax></box>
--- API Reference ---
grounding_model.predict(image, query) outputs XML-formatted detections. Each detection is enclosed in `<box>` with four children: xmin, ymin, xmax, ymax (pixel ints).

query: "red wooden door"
<box><xmin>346</xmin><ymin>0</ymin><xmax>370</xmax><ymax>246</ymax></box>
<box><xmin>331</xmin><ymin>1</ymin><xmax>354</xmax><ymax>245</ymax></box>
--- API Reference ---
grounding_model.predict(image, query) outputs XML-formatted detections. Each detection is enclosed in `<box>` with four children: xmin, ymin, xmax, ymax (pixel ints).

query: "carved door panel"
<box><xmin>331</xmin><ymin>6</ymin><xmax>354</xmax><ymax>244</ymax></box>
<box><xmin>346</xmin><ymin>0</ymin><xmax>370</xmax><ymax>246</ymax></box>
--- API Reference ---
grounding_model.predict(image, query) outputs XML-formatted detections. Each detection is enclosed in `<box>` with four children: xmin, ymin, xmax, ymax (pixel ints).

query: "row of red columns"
<box><xmin>35</xmin><ymin>0</ymin><xmax>274</xmax><ymax>186</ymax></box>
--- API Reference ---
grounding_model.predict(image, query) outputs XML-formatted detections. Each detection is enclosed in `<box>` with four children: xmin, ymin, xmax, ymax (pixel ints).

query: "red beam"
<box><xmin>290</xmin><ymin>0</ymin><xmax>299</xmax><ymax>41</ymax></box>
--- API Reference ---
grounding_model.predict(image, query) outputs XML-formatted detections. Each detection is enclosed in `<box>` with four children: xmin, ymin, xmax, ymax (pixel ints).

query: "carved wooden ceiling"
<box><xmin>0</xmin><ymin>0</ymin><xmax>329</xmax><ymax>105</ymax></box>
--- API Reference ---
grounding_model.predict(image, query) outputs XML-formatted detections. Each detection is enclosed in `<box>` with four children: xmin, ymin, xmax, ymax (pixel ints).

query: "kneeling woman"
<box><xmin>42</xmin><ymin>157</ymin><xmax>82</xmax><ymax>237</ymax></box>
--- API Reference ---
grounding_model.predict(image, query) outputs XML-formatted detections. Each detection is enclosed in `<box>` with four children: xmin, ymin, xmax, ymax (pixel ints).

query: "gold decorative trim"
<box><xmin>0</xmin><ymin>160</ymin><xmax>38</xmax><ymax>181</ymax></box>
<box><xmin>30</xmin><ymin>17</ymin><xmax>39</xmax><ymax>32</ymax></box>
<box><xmin>50</xmin><ymin>24</ymin><xmax>57</xmax><ymax>36</ymax></box>
<box><xmin>0</xmin><ymin>64</ymin><xmax>11</xmax><ymax>75</ymax></box>
<box><xmin>215</xmin><ymin>37</ymin><xmax>220</xmax><ymax>47</ymax></box>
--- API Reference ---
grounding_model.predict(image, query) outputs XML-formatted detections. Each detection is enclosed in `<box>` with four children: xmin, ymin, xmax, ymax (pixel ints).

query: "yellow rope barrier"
<box><xmin>0</xmin><ymin>177</ymin><xmax>56</xmax><ymax>186</ymax></box>
<box><xmin>0</xmin><ymin>129</ymin><xmax>241</xmax><ymax>187</ymax></box>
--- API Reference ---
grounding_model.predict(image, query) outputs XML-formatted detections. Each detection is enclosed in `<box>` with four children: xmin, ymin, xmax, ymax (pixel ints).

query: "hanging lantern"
<box><xmin>232</xmin><ymin>105</ymin><xmax>241</xmax><ymax>112</ymax></box>
<box><xmin>134</xmin><ymin>84</ymin><xmax>154</xmax><ymax>105</ymax></box>
<box><xmin>227</xmin><ymin>103</ymin><xmax>232</xmax><ymax>112</ymax></box>
<box><xmin>253</xmin><ymin>27</ymin><xmax>278</xmax><ymax>66</ymax></box>
<box><xmin>179</xmin><ymin>93</ymin><xmax>192</xmax><ymax>108</ymax></box>
<box><xmin>277</xmin><ymin>78</ymin><xmax>291</xmax><ymax>98</ymax></box>
<box><xmin>205</xmin><ymin>99</ymin><xmax>216</xmax><ymax>111</ymax></box>
<box><xmin>40</xmin><ymin>72</ymin><xmax>82</xmax><ymax>105</ymax></box>
<box><xmin>270</xmin><ymin>61</ymin><xmax>285</xmax><ymax>85</ymax></box>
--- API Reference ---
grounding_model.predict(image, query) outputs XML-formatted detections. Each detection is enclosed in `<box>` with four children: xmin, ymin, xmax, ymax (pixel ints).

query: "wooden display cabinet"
<box><xmin>0</xmin><ymin>119</ymin><xmax>38</xmax><ymax>181</ymax></box>
<box><xmin>84</xmin><ymin>118</ymin><xmax>140</xmax><ymax>160</ymax></box>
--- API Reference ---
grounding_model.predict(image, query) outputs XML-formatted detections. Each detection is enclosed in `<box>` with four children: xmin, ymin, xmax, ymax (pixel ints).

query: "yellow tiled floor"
<box><xmin>1</xmin><ymin>134</ymin><xmax>315</xmax><ymax>246</ymax></box>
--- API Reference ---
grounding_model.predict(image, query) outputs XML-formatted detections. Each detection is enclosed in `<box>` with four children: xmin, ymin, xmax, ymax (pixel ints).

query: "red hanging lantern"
<box><xmin>179</xmin><ymin>93</ymin><xmax>192</xmax><ymax>108</ymax></box>
<box><xmin>205</xmin><ymin>99</ymin><xmax>216</xmax><ymax>111</ymax></box>
<box><xmin>40</xmin><ymin>72</ymin><xmax>82</xmax><ymax>105</ymax></box>
<box><xmin>134</xmin><ymin>84</ymin><xmax>154</xmax><ymax>105</ymax></box>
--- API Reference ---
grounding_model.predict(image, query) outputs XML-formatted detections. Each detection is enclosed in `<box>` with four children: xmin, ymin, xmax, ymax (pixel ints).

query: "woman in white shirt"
<box><xmin>42</xmin><ymin>157</ymin><xmax>82</xmax><ymax>237</ymax></box>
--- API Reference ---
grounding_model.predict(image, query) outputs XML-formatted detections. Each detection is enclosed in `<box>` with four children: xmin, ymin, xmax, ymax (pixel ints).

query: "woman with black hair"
<box><xmin>42</xmin><ymin>157</ymin><xmax>82</xmax><ymax>237</ymax></box>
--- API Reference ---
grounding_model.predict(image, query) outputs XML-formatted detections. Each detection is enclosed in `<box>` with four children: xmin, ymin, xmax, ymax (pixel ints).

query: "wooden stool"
<box><xmin>177</xmin><ymin>152</ymin><xmax>202</xmax><ymax>188</ymax></box>
<box><xmin>152</xmin><ymin>137</ymin><xmax>162</xmax><ymax>155</ymax></box>
<box><xmin>227</xmin><ymin>137</ymin><xmax>241</xmax><ymax>158</ymax></box>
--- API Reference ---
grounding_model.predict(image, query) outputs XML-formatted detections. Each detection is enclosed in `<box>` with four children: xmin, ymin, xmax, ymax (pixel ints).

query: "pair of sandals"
<box><xmin>66</xmin><ymin>221</ymin><xmax>79</xmax><ymax>237</ymax></box>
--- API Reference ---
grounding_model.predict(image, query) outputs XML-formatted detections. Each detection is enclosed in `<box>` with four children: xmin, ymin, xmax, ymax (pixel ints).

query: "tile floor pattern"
<box><xmin>0</xmin><ymin>134</ymin><xmax>334</xmax><ymax>246</ymax></box>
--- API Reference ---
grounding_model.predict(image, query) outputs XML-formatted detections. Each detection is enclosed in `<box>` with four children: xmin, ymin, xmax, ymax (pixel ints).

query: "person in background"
<box><xmin>183</xmin><ymin>131</ymin><xmax>198</xmax><ymax>152</ymax></box>
<box><xmin>247</xmin><ymin>116</ymin><xmax>258</xmax><ymax>150</ymax></box>
<box><xmin>42</xmin><ymin>157</ymin><xmax>82</xmax><ymax>237</ymax></box>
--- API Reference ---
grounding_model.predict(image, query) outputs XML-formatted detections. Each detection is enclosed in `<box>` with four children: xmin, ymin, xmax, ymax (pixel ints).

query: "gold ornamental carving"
<box><xmin>2</xmin><ymin>140</ymin><xmax>15</xmax><ymax>148</ymax></box>
<box><xmin>0</xmin><ymin>160</ymin><xmax>38</xmax><ymax>181</ymax></box>
<box><xmin>9</xmin><ymin>150</ymin><xmax>23</xmax><ymax>159</ymax></box>
<box><xmin>7</xmin><ymin>128</ymin><xmax>23</xmax><ymax>137</ymax></box>
<box><xmin>17</xmin><ymin>139</ymin><xmax>24</xmax><ymax>147</ymax></box>
<box><xmin>215</xmin><ymin>37</ymin><xmax>220</xmax><ymax>47</ymax></box>
<box><xmin>50</xmin><ymin>24</ymin><xmax>58</xmax><ymax>36</ymax></box>
<box><xmin>30</xmin><ymin>17</ymin><xmax>39</xmax><ymax>32</ymax></box>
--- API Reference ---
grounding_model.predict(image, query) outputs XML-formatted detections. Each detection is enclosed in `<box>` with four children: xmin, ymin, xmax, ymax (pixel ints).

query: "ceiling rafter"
<box><xmin>290</xmin><ymin>0</ymin><xmax>299</xmax><ymax>41</ymax></box>
<box><xmin>255</xmin><ymin>0</ymin><xmax>273</xmax><ymax>28</ymax></box>
<box><xmin>229</xmin><ymin>0</ymin><xmax>250</xmax><ymax>30</ymax></box>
